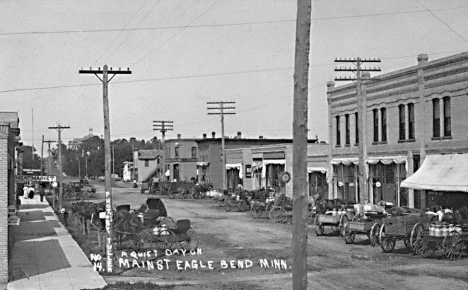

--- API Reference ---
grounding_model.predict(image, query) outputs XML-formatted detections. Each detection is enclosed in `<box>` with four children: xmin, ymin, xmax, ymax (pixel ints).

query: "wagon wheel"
<box><xmin>225</xmin><ymin>198</ymin><xmax>232</xmax><ymax>212</ymax></box>
<box><xmin>251</xmin><ymin>203</ymin><xmax>263</xmax><ymax>219</ymax></box>
<box><xmin>179</xmin><ymin>228</ymin><xmax>199</xmax><ymax>252</ymax></box>
<box><xmin>369</xmin><ymin>223</ymin><xmax>381</xmax><ymax>246</ymax></box>
<box><xmin>339</xmin><ymin>214</ymin><xmax>349</xmax><ymax>236</ymax></box>
<box><xmin>415</xmin><ymin>229</ymin><xmax>435</xmax><ymax>258</ymax></box>
<box><xmin>156</xmin><ymin>229</ymin><xmax>176</xmax><ymax>252</ymax></box>
<box><xmin>343</xmin><ymin>222</ymin><xmax>355</xmax><ymax>244</ymax></box>
<box><xmin>410</xmin><ymin>223</ymin><xmax>424</xmax><ymax>252</ymax></box>
<box><xmin>271</xmin><ymin>207</ymin><xmax>287</xmax><ymax>223</ymax></box>
<box><xmin>237</xmin><ymin>200</ymin><xmax>247</xmax><ymax>212</ymax></box>
<box><xmin>169</xmin><ymin>191</ymin><xmax>176</xmax><ymax>199</ymax></box>
<box><xmin>136</xmin><ymin>229</ymin><xmax>153</xmax><ymax>251</ymax></box>
<box><xmin>315</xmin><ymin>215</ymin><xmax>324</xmax><ymax>236</ymax></box>
<box><xmin>443</xmin><ymin>231</ymin><xmax>465</xmax><ymax>261</ymax></box>
<box><xmin>379</xmin><ymin>224</ymin><xmax>396</xmax><ymax>253</ymax></box>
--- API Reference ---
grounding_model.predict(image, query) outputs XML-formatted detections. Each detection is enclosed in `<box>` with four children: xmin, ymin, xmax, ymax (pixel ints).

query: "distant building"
<box><xmin>133</xmin><ymin>149</ymin><xmax>162</xmax><ymax>183</ymax></box>
<box><xmin>164</xmin><ymin>135</ymin><xmax>198</xmax><ymax>182</ymax></box>
<box><xmin>68</xmin><ymin>128</ymin><xmax>94</xmax><ymax>150</ymax></box>
<box><xmin>0</xmin><ymin>111</ymin><xmax>21</xmax><ymax>286</ymax></box>
<box><xmin>327</xmin><ymin>52</ymin><xmax>468</xmax><ymax>210</ymax></box>
<box><xmin>122</xmin><ymin>161</ymin><xmax>133</xmax><ymax>182</ymax></box>
<box><xmin>196</xmin><ymin>131</ymin><xmax>319</xmax><ymax>190</ymax></box>
<box><xmin>226</xmin><ymin>142</ymin><xmax>329</xmax><ymax>198</ymax></box>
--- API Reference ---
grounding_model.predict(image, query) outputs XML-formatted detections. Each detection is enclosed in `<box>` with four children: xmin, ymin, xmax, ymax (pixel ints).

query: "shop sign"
<box><xmin>8</xmin><ymin>215</ymin><xmax>20</xmax><ymax>226</ymax></box>
<box><xmin>263</xmin><ymin>152</ymin><xmax>285</xmax><ymax>159</ymax></box>
<box><xmin>17</xmin><ymin>175</ymin><xmax>57</xmax><ymax>182</ymax></box>
<box><xmin>245</xmin><ymin>164</ymin><xmax>252</xmax><ymax>178</ymax></box>
<box><xmin>8</xmin><ymin>205</ymin><xmax>17</xmax><ymax>216</ymax></box>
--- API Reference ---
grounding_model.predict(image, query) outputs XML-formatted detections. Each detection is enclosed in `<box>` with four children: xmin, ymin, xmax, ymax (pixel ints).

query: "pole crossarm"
<box><xmin>206</xmin><ymin>101</ymin><xmax>236</xmax><ymax>190</ymax></box>
<box><xmin>79</xmin><ymin>67</ymin><xmax>131</xmax><ymax>83</ymax></box>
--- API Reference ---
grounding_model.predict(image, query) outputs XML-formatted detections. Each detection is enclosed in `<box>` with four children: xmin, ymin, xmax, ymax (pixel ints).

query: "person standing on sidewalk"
<box><xmin>23</xmin><ymin>184</ymin><xmax>29</xmax><ymax>199</ymax></box>
<box><xmin>39</xmin><ymin>185</ymin><xmax>45</xmax><ymax>202</ymax></box>
<box><xmin>28</xmin><ymin>185</ymin><xmax>35</xmax><ymax>199</ymax></box>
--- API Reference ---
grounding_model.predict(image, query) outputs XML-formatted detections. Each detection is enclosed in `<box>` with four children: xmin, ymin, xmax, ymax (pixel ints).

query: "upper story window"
<box><xmin>408</xmin><ymin>103</ymin><xmax>415</xmax><ymax>140</ymax></box>
<box><xmin>336</xmin><ymin>116</ymin><xmax>341</xmax><ymax>146</ymax></box>
<box><xmin>399</xmin><ymin>104</ymin><xmax>406</xmax><ymax>141</ymax></box>
<box><xmin>165</xmin><ymin>146</ymin><xmax>170</xmax><ymax>159</ymax></box>
<box><xmin>345</xmin><ymin>114</ymin><xmax>350</xmax><ymax>145</ymax></box>
<box><xmin>175</xmin><ymin>146</ymin><xmax>179</xmax><ymax>158</ymax></box>
<box><xmin>373</xmin><ymin>109</ymin><xmax>379</xmax><ymax>143</ymax></box>
<box><xmin>191</xmin><ymin>146</ymin><xmax>197</xmax><ymax>158</ymax></box>
<box><xmin>144</xmin><ymin>160</ymin><xmax>149</xmax><ymax>167</ymax></box>
<box><xmin>443</xmin><ymin>97</ymin><xmax>451</xmax><ymax>137</ymax></box>
<box><xmin>381</xmin><ymin>108</ymin><xmax>387</xmax><ymax>142</ymax></box>
<box><xmin>433</xmin><ymin>99</ymin><xmax>440</xmax><ymax>138</ymax></box>
<box><xmin>355</xmin><ymin>112</ymin><xmax>359</xmax><ymax>145</ymax></box>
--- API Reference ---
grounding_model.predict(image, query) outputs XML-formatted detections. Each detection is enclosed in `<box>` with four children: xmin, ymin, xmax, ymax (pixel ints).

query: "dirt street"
<box><xmin>88</xmin><ymin>183</ymin><xmax>468</xmax><ymax>289</ymax></box>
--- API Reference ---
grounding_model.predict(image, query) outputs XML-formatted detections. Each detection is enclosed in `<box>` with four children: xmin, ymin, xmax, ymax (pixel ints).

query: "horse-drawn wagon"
<box><xmin>314</xmin><ymin>199</ymin><xmax>355</xmax><ymax>236</ymax></box>
<box><xmin>342</xmin><ymin>203</ymin><xmax>388</xmax><ymax>246</ymax></box>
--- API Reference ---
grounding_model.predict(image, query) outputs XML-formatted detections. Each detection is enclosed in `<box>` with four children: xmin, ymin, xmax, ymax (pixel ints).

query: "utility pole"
<box><xmin>335</xmin><ymin>57</ymin><xmax>381</xmax><ymax>204</ymax></box>
<box><xmin>48</xmin><ymin>125</ymin><xmax>70</xmax><ymax>211</ymax></box>
<box><xmin>79</xmin><ymin>65</ymin><xmax>131</xmax><ymax>274</ymax></box>
<box><xmin>153</xmin><ymin>121</ymin><xmax>173</xmax><ymax>181</ymax></box>
<box><xmin>292</xmin><ymin>0</ymin><xmax>311</xmax><ymax>289</ymax></box>
<box><xmin>44</xmin><ymin>139</ymin><xmax>55</xmax><ymax>208</ymax></box>
<box><xmin>41</xmin><ymin>135</ymin><xmax>44</xmax><ymax>175</ymax></box>
<box><xmin>207</xmin><ymin>101</ymin><xmax>235</xmax><ymax>190</ymax></box>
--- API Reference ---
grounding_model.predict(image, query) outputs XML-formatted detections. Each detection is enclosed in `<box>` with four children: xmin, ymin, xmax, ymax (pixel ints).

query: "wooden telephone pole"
<box><xmin>43</xmin><ymin>139</ymin><xmax>55</xmax><ymax>208</ymax></box>
<box><xmin>207</xmin><ymin>101</ymin><xmax>235</xmax><ymax>190</ymax></box>
<box><xmin>153</xmin><ymin>120</ymin><xmax>173</xmax><ymax>180</ymax></box>
<box><xmin>48</xmin><ymin>126</ymin><xmax>70</xmax><ymax>211</ymax></box>
<box><xmin>335</xmin><ymin>58</ymin><xmax>381</xmax><ymax>204</ymax></box>
<box><xmin>292</xmin><ymin>0</ymin><xmax>312</xmax><ymax>289</ymax></box>
<box><xmin>79</xmin><ymin>65</ymin><xmax>131</xmax><ymax>273</ymax></box>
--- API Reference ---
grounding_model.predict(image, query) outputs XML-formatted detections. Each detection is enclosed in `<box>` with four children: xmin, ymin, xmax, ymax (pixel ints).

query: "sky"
<box><xmin>1</xmin><ymin>0</ymin><xmax>468</xmax><ymax>149</ymax></box>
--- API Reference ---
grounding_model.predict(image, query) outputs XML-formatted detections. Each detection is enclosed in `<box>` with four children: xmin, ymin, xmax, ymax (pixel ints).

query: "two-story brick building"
<box><xmin>164</xmin><ymin>135</ymin><xmax>198</xmax><ymax>182</ymax></box>
<box><xmin>327</xmin><ymin>52</ymin><xmax>468</xmax><ymax>210</ymax></box>
<box><xmin>225</xmin><ymin>142</ymin><xmax>329</xmax><ymax>198</ymax></box>
<box><xmin>197</xmin><ymin>132</ymin><xmax>319</xmax><ymax>190</ymax></box>
<box><xmin>0</xmin><ymin>112</ymin><xmax>21</xmax><ymax>287</ymax></box>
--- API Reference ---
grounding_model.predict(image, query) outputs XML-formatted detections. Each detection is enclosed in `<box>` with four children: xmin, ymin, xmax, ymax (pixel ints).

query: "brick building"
<box><xmin>0</xmin><ymin>112</ymin><xmax>21</xmax><ymax>287</ymax></box>
<box><xmin>196</xmin><ymin>132</ymin><xmax>319</xmax><ymax>190</ymax></box>
<box><xmin>164</xmin><ymin>135</ymin><xmax>198</xmax><ymax>182</ymax></box>
<box><xmin>225</xmin><ymin>142</ymin><xmax>329</xmax><ymax>198</ymax></box>
<box><xmin>327</xmin><ymin>52</ymin><xmax>468</xmax><ymax>210</ymax></box>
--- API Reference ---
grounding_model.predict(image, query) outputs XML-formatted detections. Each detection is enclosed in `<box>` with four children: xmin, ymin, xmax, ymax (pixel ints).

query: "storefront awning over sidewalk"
<box><xmin>307</xmin><ymin>167</ymin><xmax>327</xmax><ymax>174</ymax></box>
<box><xmin>197</xmin><ymin>162</ymin><xmax>209</xmax><ymax>167</ymax></box>
<box><xmin>400</xmin><ymin>154</ymin><xmax>468</xmax><ymax>192</ymax></box>
<box><xmin>226</xmin><ymin>163</ymin><xmax>242</xmax><ymax>169</ymax></box>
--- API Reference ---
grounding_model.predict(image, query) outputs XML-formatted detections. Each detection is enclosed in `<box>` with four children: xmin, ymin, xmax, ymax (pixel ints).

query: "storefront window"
<box><xmin>309</xmin><ymin>172</ymin><xmax>328</xmax><ymax>199</ymax></box>
<box><xmin>334</xmin><ymin>164</ymin><xmax>356</xmax><ymax>202</ymax></box>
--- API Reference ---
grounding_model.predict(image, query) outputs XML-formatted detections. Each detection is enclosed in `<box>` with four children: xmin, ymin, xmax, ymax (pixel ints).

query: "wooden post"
<box><xmin>292</xmin><ymin>0</ymin><xmax>311</xmax><ymax>289</ymax></box>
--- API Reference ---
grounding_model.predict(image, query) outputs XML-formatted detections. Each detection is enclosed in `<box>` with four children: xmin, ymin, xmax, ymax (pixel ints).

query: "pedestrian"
<box><xmin>28</xmin><ymin>185</ymin><xmax>35</xmax><ymax>199</ymax></box>
<box><xmin>39</xmin><ymin>185</ymin><xmax>45</xmax><ymax>202</ymax></box>
<box><xmin>23</xmin><ymin>184</ymin><xmax>29</xmax><ymax>199</ymax></box>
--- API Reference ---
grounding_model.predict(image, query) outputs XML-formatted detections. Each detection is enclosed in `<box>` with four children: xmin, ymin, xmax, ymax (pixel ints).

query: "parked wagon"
<box><xmin>315</xmin><ymin>209</ymin><xmax>354</xmax><ymax>236</ymax></box>
<box><xmin>413</xmin><ymin>224</ymin><xmax>468</xmax><ymax>260</ymax></box>
<box><xmin>343</xmin><ymin>212</ymin><xmax>387</xmax><ymax>246</ymax></box>
<box><xmin>169</xmin><ymin>182</ymin><xmax>196</xmax><ymax>199</ymax></box>
<box><xmin>378</xmin><ymin>213</ymin><xmax>431</xmax><ymax>253</ymax></box>
<box><xmin>225</xmin><ymin>191</ymin><xmax>251</xmax><ymax>212</ymax></box>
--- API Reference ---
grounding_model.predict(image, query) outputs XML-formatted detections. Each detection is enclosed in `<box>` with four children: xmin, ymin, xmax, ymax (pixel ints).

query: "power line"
<box><xmin>3</xmin><ymin>5</ymin><xmax>468</xmax><ymax>36</ymax></box>
<box><xmin>414</xmin><ymin>0</ymin><xmax>468</xmax><ymax>45</ymax></box>
<box><xmin>132</xmin><ymin>0</ymin><xmax>223</xmax><ymax>67</ymax></box>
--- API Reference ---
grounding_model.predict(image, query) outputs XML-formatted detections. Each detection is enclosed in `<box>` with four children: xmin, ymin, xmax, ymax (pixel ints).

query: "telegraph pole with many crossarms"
<box><xmin>334</xmin><ymin>58</ymin><xmax>381</xmax><ymax>204</ymax></box>
<box><xmin>48</xmin><ymin>126</ymin><xmax>69</xmax><ymax>212</ymax></box>
<box><xmin>153</xmin><ymin>120</ymin><xmax>173</xmax><ymax>180</ymax></box>
<box><xmin>79</xmin><ymin>65</ymin><xmax>131</xmax><ymax>274</ymax></box>
<box><xmin>207</xmin><ymin>101</ymin><xmax>235</xmax><ymax>191</ymax></box>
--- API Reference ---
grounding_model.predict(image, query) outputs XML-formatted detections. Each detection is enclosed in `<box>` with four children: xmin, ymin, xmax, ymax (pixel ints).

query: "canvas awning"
<box><xmin>367</xmin><ymin>156</ymin><xmax>407</xmax><ymax>165</ymax></box>
<box><xmin>331</xmin><ymin>158</ymin><xmax>358</xmax><ymax>166</ymax></box>
<box><xmin>226</xmin><ymin>163</ymin><xmax>242</xmax><ymax>170</ymax></box>
<box><xmin>400</xmin><ymin>154</ymin><xmax>468</xmax><ymax>192</ymax></box>
<box><xmin>197</xmin><ymin>162</ymin><xmax>209</xmax><ymax>167</ymax></box>
<box><xmin>307</xmin><ymin>167</ymin><xmax>327</xmax><ymax>174</ymax></box>
<box><xmin>263</xmin><ymin>159</ymin><xmax>286</xmax><ymax>165</ymax></box>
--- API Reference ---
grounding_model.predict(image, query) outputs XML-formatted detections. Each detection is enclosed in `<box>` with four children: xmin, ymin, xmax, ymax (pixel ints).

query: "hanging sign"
<box><xmin>245</xmin><ymin>164</ymin><xmax>252</xmax><ymax>178</ymax></box>
<box><xmin>8</xmin><ymin>215</ymin><xmax>20</xmax><ymax>226</ymax></box>
<box><xmin>280</xmin><ymin>172</ymin><xmax>291</xmax><ymax>184</ymax></box>
<box><xmin>17</xmin><ymin>175</ymin><xmax>56</xmax><ymax>182</ymax></box>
